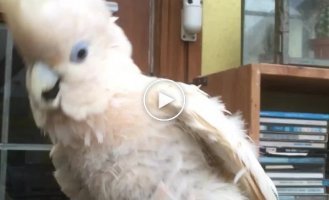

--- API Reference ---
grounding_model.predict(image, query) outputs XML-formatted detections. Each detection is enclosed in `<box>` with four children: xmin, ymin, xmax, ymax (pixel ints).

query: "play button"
<box><xmin>143</xmin><ymin>79</ymin><xmax>185</xmax><ymax>121</ymax></box>
<box><xmin>158</xmin><ymin>92</ymin><xmax>174</xmax><ymax>109</ymax></box>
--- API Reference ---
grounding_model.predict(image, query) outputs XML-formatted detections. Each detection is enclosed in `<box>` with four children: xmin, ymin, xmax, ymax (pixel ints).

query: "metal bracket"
<box><xmin>181</xmin><ymin>24</ymin><xmax>197</xmax><ymax>42</ymax></box>
<box><xmin>181</xmin><ymin>0</ymin><xmax>202</xmax><ymax>42</ymax></box>
<box><xmin>193</xmin><ymin>76</ymin><xmax>208</xmax><ymax>86</ymax></box>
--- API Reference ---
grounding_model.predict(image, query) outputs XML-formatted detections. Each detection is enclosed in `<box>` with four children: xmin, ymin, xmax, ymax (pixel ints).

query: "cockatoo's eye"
<box><xmin>70</xmin><ymin>41</ymin><xmax>88</xmax><ymax>63</ymax></box>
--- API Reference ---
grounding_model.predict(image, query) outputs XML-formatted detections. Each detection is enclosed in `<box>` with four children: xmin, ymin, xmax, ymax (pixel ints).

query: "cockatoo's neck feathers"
<box><xmin>111</xmin><ymin>17</ymin><xmax>119</xmax><ymax>23</ymax></box>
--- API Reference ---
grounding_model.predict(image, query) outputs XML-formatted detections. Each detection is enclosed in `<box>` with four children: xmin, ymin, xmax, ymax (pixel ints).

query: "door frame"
<box><xmin>154</xmin><ymin>0</ymin><xmax>202</xmax><ymax>83</ymax></box>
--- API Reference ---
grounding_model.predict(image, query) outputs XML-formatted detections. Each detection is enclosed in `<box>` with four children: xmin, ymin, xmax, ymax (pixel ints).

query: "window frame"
<box><xmin>0</xmin><ymin>25</ymin><xmax>52</xmax><ymax>200</ymax></box>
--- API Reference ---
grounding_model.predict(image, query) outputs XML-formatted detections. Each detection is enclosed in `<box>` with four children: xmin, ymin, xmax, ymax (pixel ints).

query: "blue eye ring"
<box><xmin>70</xmin><ymin>41</ymin><xmax>89</xmax><ymax>63</ymax></box>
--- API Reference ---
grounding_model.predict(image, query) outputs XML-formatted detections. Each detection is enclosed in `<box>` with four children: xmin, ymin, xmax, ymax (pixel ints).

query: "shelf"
<box><xmin>194</xmin><ymin>64</ymin><xmax>329</xmax><ymax>142</ymax></box>
<box><xmin>259</xmin><ymin>64</ymin><xmax>329</xmax><ymax>95</ymax></box>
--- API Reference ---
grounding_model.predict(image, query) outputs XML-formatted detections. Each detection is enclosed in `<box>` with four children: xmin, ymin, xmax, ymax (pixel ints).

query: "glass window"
<box><xmin>0</xmin><ymin>26</ymin><xmax>7</xmax><ymax>135</ymax></box>
<box><xmin>9</xmin><ymin>48</ymin><xmax>51</xmax><ymax>144</ymax></box>
<box><xmin>6</xmin><ymin>151</ymin><xmax>67</xmax><ymax>200</ymax></box>
<box><xmin>0</xmin><ymin>26</ymin><xmax>66</xmax><ymax>199</ymax></box>
<box><xmin>286</xmin><ymin>0</ymin><xmax>329</xmax><ymax>66</ymax></box>
<box><xmin>243</xmin><ymin>0</ymin><xmax>329</xmax><ymax>67</ymax></box>
<box><xmin>242</xmin><ymin>0</ymin><xmax>276</xmax><ymax>65</ymax></box>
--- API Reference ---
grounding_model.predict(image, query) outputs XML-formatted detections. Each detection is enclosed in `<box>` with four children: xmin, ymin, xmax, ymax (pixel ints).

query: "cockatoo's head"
<box><xmin>1</xmin><ymin>0</ymin><xmax>140</xmax><ymax>127</ymax></box>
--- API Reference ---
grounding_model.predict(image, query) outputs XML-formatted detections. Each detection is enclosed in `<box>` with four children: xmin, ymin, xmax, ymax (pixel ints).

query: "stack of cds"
<box><xmin>259</xmin><ymin>111</ymin><xmax>329</xmax><ymax>200</ymax></box>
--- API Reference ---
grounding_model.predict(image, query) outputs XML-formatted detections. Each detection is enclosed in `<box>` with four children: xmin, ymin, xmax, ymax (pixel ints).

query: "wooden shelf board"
<box><xmin>256</xmin><ymin>63</ymin><xmax>329</xmax><ymax>80</ymax></box>
<box><xmin>250</xmin><ymin>64</ymin><xmax>329</xmax><ymax>95</ymax></box>
<box><xmin>261</xmin><ymin>75</ymin><xmax>329</xmax><ymax>94</ymax></box>
<box><xmin>195</xmin><ymin>63</ymin><xmax>329</xmax><ymax>142</ymax></box>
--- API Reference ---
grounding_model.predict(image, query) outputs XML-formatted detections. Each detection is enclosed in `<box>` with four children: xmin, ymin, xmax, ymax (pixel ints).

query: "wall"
<box><xmin>201</xmin><ymin>0</ymin><xmax>241</xmax><ymax>75</ymax></box>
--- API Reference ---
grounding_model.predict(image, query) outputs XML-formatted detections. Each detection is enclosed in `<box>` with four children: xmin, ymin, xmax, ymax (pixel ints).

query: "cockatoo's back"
<box><xmin>0</xmin><ymin>0</ymin><xmax>277</xmax><ymax>199</ymax></box>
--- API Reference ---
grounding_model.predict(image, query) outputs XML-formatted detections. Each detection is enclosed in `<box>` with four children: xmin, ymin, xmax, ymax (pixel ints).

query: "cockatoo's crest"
<box><xmin>1</xmin><ymin>0</ymin><xmax>138</xmax><ymax>124</ymax></box>
<box><xmin>0</xmin><ymin>0</ymin><xmax>131</xmax><ymax>65</ymax></box>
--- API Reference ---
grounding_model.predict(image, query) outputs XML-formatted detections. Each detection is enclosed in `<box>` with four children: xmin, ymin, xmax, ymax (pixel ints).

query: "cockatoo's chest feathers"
<box><xmin>59</xmin><ymin>81</ymin><xmax>112</xmax><ymax>121</ymax></box>
<box><xmin>49</xmin><ymin>106</ymin><xmax>246</xmax><ymax>199</ymax></box>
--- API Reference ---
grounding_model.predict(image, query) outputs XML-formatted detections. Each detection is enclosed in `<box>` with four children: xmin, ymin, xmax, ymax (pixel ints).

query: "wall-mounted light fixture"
<box><xmin>181</xmin><ymin>0</ymin><xmax>202</xmax><ymax>42</ymax></box>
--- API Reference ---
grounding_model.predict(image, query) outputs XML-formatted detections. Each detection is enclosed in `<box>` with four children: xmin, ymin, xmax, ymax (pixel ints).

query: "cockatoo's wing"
<box><xmin>147</xmin><ymin>79</ymin><xmax>278</xmax><ymax>200</ymax></box>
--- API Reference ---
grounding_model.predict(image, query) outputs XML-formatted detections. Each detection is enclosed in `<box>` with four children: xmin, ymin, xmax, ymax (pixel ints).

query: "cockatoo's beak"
<box><xmin>29</xmin><ymin>62</ymin><xmax>61</xmax><ymax>109</ymax></box>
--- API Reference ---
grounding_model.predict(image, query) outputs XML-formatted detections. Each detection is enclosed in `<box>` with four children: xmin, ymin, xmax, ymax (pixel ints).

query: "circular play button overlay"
<box><xmin>143</xmin><ymin>79</ymin><xmax>186</xmax><ymax>121</ymax></box>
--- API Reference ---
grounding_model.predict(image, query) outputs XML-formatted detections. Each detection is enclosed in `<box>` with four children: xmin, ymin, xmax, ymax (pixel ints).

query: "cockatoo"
<box><xmin>0</xmin><ymin>0</ymin><xmax>277</xmax><ymax>199</ymax></box>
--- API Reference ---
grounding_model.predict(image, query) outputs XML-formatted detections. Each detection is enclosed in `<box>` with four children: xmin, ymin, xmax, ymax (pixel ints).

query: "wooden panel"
<box><xmin>258</xmin><ymin>63</ymin><xmax>329</xmax><ymax>80</ymax></box>
<box><xmin>154</xmin><ymin>0</ymin><xmax>185</xmax><ymax>81</ymax></box>
<box><xmin>154</xmin><ymin>0</ymin><xmax>201</xmax><ymax>82</ymax></box>
<box><xmin>153</xmin><ymin>0</ymin><xmax>167</xmax><ymax>76</ymax></box>
<box><xmin>249</xmin><ymin>65</ymin><xmax>261</xmax><ymax>142</ymax></box>
<box><xmin>232</xmin><ymin>66</ymin><xmax>260</xmax><ymax>142</ymax></box>
<box><xmin>114</xmin><ymin>0</ymin><xmax>151</xmax><ymax>74</ymax></box>
<box><xmin>187</xmin><ymin>33</ymin><xmax>202</xmax><ymax>83</ymax></box>
<box><xmin>194</xmin><ymin>65</ymin><xmax>261</xmax><ymax>142</ymax></box>
<box><xmin>257</xmin><ymin>64</ymin><xmax>329</xmax><ymax>94</ymax></box>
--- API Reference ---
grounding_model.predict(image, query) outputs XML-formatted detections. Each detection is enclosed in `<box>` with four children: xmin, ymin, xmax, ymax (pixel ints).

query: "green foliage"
<box><xmin>315</xmin><ymin>6</ymin><xmax>329</xmax><ymax>38</ymax></box>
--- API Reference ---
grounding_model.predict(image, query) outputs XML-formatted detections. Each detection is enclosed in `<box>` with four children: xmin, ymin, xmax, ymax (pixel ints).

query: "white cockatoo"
<box><xmin>0</xmin><ymin>0</ymin><xmax>277</xmax><ymax>199</ymax></box>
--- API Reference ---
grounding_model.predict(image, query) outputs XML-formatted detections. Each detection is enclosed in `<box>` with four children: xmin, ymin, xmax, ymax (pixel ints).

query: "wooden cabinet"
<box><xmin>193</xmin><ymin>64</ymin><xmax>329</xmax><ymax>142</ymax></box>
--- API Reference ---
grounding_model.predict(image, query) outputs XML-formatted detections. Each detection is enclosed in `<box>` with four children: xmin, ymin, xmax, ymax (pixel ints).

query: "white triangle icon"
<box><xmin>158</xmin><ymin>92</ymin><xmax>175</xmax><ymax>109</ymax></box>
